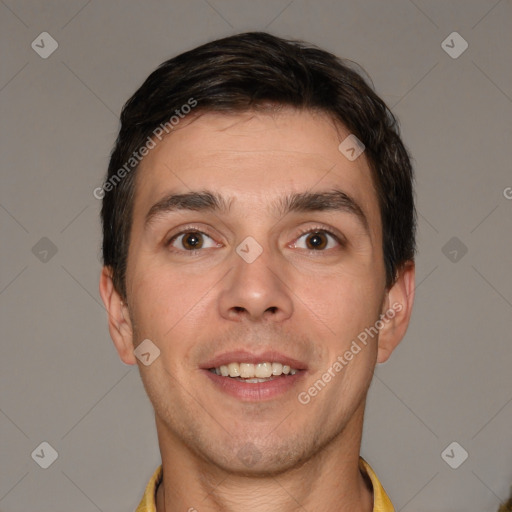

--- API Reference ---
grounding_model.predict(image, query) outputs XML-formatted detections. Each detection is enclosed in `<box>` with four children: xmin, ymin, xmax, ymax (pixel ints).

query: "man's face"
<box><xmin>119</xmin><ymin>108</ymin><xmax>393</xmax><ymax>473</ymax></box>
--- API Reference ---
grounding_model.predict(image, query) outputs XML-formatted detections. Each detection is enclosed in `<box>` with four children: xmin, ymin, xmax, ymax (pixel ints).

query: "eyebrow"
<box><xmin>144</xmin><ymin>189</ymin><xmax>370</xmax><ymax>234</ymax></box>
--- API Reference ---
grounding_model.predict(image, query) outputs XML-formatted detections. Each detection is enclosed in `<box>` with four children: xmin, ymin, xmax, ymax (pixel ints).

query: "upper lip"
<box><xmin>201</xmin><ymin>350</ymin><xmax>308</xmax><ymax>371</ymax></box>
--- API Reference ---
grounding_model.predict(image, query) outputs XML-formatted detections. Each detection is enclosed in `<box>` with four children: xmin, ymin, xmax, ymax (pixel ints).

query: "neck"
<box><xmin>154</xmin><ymin>408</ymin><xmax>373</xmax><ymax>512</ymax></box>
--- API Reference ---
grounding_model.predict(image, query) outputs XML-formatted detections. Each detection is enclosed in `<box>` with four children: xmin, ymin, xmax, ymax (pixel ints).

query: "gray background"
<box><xmin>1</xmin><ymin>1</ymin><xmax>511</xmax><ymax>511</ymax></box>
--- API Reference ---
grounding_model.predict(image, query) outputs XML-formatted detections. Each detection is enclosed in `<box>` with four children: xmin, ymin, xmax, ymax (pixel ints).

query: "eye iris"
<box><xmin>306</xmin><ymin>232</ymin><xmax>327</xmax><ymax>250</ymax></box>
<box><xmin>183</xmin><ymin>232</ymin><xmax>203</xmax><ymax>250</ymax></box>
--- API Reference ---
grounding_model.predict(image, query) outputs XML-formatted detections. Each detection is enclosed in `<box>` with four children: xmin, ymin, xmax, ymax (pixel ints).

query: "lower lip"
<box><xmin>202</xmin><ymin>370</ymin><xmax>306</xmax><ymax>401</ymax></box>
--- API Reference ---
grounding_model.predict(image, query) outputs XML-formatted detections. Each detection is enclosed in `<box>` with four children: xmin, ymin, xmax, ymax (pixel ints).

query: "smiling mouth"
<box><xmin>209</xmin><ymin>362</ymin><xmax>299</xmax><ymax>383</ymax></box>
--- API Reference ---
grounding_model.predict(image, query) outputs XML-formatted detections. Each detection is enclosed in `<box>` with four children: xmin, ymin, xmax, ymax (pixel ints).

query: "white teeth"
<box><xmin>255</xmin><ymin>362</ymin><xmax>272</xmax><ymax>378</ymax></box>
<box><xmin>211</xmin><ymin>361</ymin><xmax>299</xmax><ymax>379</ymax></box>
<box><xmin>228</xmin><ymin>363</ymin><xmax>240</xmax><ymax>377</ymax></box>
<box><xmin>272</xmin><ymin>362</ymin><xmax>283</xmax><ymax>375</ymax></box>
<box><xmin>240</xmin><ymin>363</ymin><xmax>254</xmax><ymax>378</ymax></box>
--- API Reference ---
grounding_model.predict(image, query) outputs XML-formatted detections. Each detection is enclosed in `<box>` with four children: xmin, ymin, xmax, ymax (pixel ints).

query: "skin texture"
<box><xmin>100</xmin><ymin>108</ymin><xmax>415</xmax><ymax>512</ymax></box>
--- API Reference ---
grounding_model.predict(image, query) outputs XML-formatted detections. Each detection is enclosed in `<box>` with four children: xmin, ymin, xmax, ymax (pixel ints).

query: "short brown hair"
<box><xmin>101</xmin><ymin>32</ymin><xmax>416</xmax><ymax>299</ymax></box>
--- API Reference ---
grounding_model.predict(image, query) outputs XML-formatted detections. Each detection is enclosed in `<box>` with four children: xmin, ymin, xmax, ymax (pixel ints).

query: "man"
<box><xmin>99</xmin><ymin>32</ymin><xmax>416</xmax><ymax>512</ymax></box>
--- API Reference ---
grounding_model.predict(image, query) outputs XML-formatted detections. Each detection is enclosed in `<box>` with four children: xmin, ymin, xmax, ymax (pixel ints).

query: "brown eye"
<box><xmin>293</xmin><ymin>230</ymin><xmax>340</xmax><ymax>251</ymax></box>
<box><xmin>304</xmin><ymin>232</ymin><xmax>328</xmax><ymax>250</ymax></box>
<box><xmin>169</xmin><ymin>231</ymin><xmax>217</xmax><ymax>251</ymax></box>
<box><xmin>182</xmin><ymin>232</ymin><xmax>203</xmax><ymax>250</ymax></box>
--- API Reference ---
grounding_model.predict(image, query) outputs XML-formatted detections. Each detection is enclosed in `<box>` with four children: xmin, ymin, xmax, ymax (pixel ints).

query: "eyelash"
<box><xmin>165</xmin><ymin>225</ymin><xmax>344</xmax><ymax>254</ymax></box>
<box><xmin>294</xmin><ymin>226</ymin><xmax>345</xmax><ymax>251</ymax></box>
<box><xmin>165</xmin><ymin>227</ymin><xmax>215</xmax><ymax>254</ymax></box>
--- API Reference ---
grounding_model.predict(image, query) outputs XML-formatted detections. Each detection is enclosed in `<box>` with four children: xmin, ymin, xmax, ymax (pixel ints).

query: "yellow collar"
<box><xmin>136</xmin><ymin>456</ymin><xmax>394</xmax><ymax>512</ymax></box>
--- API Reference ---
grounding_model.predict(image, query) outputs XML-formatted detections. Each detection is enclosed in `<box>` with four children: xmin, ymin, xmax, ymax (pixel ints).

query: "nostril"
<box><xmin>266</xmin><ymin>306</ymin><xmax>278</xmax><ymax>314</ymax></box>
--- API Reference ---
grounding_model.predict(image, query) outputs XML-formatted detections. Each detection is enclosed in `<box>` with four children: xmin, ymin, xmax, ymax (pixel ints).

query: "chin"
<box><xmin>197</xmin><ymin>433</ymin><xmax>322</xmax><ymax>478</ymax></box>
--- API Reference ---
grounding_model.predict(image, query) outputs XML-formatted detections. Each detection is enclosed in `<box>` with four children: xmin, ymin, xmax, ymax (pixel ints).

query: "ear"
<box><xmin>377</xmin><ymin>261</ymin><xmax>415</xmax><ymax>364</ymax></box>
<box><xmin>99</xmin><ymin>266</ymin><xmax>136</xmax><ymax>365</ymax></box>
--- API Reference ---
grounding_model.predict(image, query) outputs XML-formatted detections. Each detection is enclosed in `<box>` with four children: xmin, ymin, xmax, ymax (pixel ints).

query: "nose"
<box><xmin>217</xmin><ymin>245</ymin><xmax>294</xmax><ymax>323</ymax></box>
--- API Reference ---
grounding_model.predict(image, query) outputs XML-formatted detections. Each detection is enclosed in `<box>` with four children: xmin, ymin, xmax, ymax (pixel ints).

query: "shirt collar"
<box><xmin>136</xmin><ymin>456</ymin><xmax>394</xmax><ymax>512</ymax></box>
<box><xmin>359</xmin><ymin>457</ymin><xmax>395</xmax><ymax>512</ymax></box>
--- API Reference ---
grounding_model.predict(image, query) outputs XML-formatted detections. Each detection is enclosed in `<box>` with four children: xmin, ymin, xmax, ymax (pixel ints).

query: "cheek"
<box><xmin>128</xmin><ymin>260</ymin><xmax>219</xmax><ymax>343</ymax></box>
<box><xmin>299</xmin><ymin>267</ymin><xmax>383</xmax><ymax>339</ymax></box>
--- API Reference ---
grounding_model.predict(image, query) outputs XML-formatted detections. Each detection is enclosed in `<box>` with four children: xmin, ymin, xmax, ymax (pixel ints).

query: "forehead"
<box><xmin>133</xmin><ymin>108</ymin><xmax>381</xmax><ymax>236</ymax></box>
